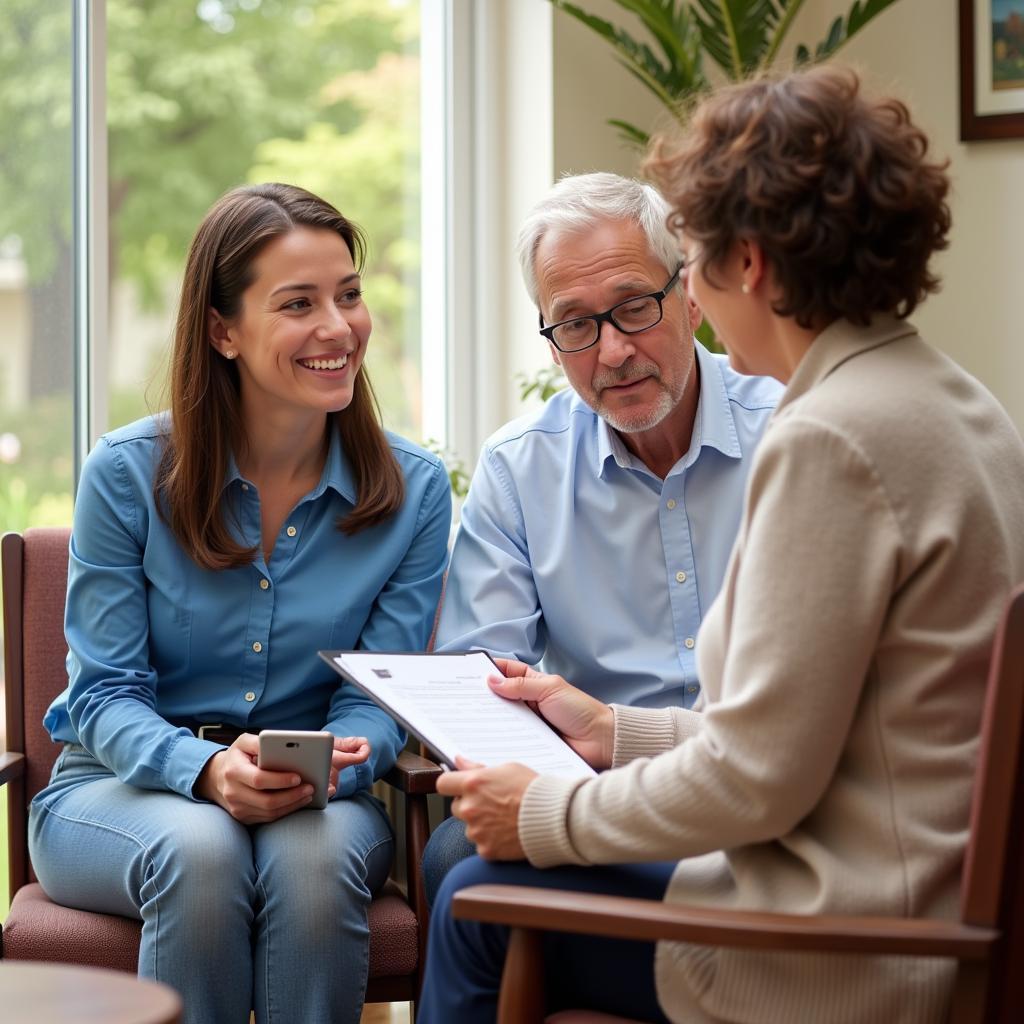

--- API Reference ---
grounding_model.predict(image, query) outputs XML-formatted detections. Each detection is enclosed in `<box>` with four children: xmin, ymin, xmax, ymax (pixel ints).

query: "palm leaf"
<box><xmin>597</xmin><ymin>1</ymin><xmax>707</xmax><ymax>92</ymax></box>
<box><xmin>608</xmin><ymin>118</ymin><xmax>651</xmax><ymax>149</ymax></box>
<box><xmin>691</xmin><ymin>0</ymin><xmax>784</xmax><ymax>79</ymax></box>
<box><xmin>547</xmin><ymin>0</ymin><xmax>907</xmax><ymax>141</ymax></box>
<box><xmin>762</xmin><ymin>0</ymin><xmax>809</xmax><ymax>67</ymax></box>
<box><xmin>801</xmin><ymin>0</ymin><xmax>900</xmax><ymax>63</ymax></box>
<box><xmin>550</xmin><ymin>1</ymin><xmax>705</xmax><ymax>103</ymax></box>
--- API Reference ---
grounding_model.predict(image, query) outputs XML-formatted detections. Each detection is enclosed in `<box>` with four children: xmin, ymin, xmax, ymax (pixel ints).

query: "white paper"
<box><xmin>331</xmin><ymin>651</ymin><xmax>597</xmax><ymax>779</ymax></box>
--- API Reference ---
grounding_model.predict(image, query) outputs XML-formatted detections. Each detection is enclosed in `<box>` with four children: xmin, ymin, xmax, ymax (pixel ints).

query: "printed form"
<box><xmin>324</xmin><ymin>651</ymin><xmax>597</xmax><ymax>779</ymax></box>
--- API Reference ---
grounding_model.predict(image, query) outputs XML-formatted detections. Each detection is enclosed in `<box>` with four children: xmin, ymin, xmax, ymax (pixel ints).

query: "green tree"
<box><xmin>0</xmin><ymin>1</ymin><xmax>74</xmax><ymax>398</ymax></box>
<box><xmin>0</xmin><ymin>0</ymin><xmax>418</xmax><ymax>401</ymax></box>
<box><xmin>107</xmin><ymin>0</ymin><xmax>414</xmax><ymax>305</ymax></box>
<box><xmin>249</xmin><ymin>48</ymin><xmax>422</xmax><ymax>436</ymax></box>
<box><xmin>0</xmin><ymin>0</ymin><xmax>422</xmax><ymax>527</ymax></box>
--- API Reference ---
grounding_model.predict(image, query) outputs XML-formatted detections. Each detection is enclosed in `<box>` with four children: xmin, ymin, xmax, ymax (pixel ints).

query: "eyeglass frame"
<box><xmin>537</xmin><ymin>264</ymin><xmax>684</xmax><ymax>354</ymax></box>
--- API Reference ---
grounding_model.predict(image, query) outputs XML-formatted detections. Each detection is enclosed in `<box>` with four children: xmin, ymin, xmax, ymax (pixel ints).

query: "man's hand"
<box><xmin>489</xmin><ymin>658</ymin><xmax>615</xmax><ymax>769</ymax></box>
<box><xmin>195</xmin><ymin>733</ymin><xmax>313</xmax><ymax>823</ymax></box>
<box><xmin>436</xmin><ymin>756</ymin><xmax>537</xmax><ymax>860</ymax></box>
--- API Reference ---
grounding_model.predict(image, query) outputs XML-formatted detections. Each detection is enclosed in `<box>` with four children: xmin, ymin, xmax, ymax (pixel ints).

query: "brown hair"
<box><xmin>156</xmin><ymin>182</ymin><xmax>404</xmax><ymax>571</ymax></box>
<box><xmin>645</xmin><ymin>65</ymin><xmax>951</xmax><ymax>328</ymax></box>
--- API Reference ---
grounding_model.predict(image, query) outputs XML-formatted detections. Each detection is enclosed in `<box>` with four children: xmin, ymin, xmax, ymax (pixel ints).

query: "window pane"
<box><xmin>106</xmin><ymin>0</ymin><xmax>424</xmax><ymax>438</ymax></box>
<box><xmin>0</xmin><ymin>0</ymin><xmax>76</xmax><ymax>919</ymax></box>
<box><xmin>0</xmin><ymin>0</ymin><xmax>76</xmax><ymax>535</ymax></box>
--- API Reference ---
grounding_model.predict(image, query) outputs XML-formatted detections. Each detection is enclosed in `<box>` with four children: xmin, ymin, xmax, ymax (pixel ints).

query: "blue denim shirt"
<box><xmin>44</xmin><ymin>414</ymin><xmax>452</xmax><ymax>800</ymax></box>
<box><xmin>436</xmin><ymin>342</ymin><xmax>782</xmax><ymax>709</ymax></box>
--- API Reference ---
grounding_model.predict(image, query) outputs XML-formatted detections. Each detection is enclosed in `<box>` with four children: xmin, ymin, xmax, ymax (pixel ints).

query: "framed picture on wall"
<box><xmin>960</xmin><ymin>0</ymin><xmax>1024</xmax><ymax>139</ymax></box>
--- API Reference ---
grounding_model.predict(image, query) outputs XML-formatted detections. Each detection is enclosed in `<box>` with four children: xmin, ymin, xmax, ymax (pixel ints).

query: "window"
<box><xmin>0</xmin><ymin>0</ymin><xmax>76</xmax><ymax>535</ymax></box>
<box><xmin>106</xmin><ymin>0</ymin><xmax>429</xmax><ymax>442</ymax></box>
<box><xmin>0</xmin><ymin>0</ymin><xmax>442</xmax><ymax>547</ymax></box>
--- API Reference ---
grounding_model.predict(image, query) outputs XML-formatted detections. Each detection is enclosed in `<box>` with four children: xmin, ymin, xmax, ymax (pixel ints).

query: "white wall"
<box><xmin>448</xmin><ymin>0</ymin><xmax>556</xmax><ymax>456</ymax></box>
<box><xmin>540</xmin><ymin>0</ymin><xmax>1024</xmax><ymax>429</ymax></box>
<box><xmin>551</xmin><ymin>0</ymin><xmax>665</xmax><ymax>178</ymax></box>
<box><xmin>501</xmin><ymin>0</ymin><xmax>668</xmax><ymax>427</ymax></box>
<box><xmin>794</xmin><ymin>0</ymin><xmax>1024</xmax><ymax>429</ymax></box>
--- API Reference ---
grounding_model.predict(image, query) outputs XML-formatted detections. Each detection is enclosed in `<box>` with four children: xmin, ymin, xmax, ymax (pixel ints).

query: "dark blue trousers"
<box><xmin>418</xmin><ymin>854</ymin><xmax>676</xmax><ymax>1023</ymax></box>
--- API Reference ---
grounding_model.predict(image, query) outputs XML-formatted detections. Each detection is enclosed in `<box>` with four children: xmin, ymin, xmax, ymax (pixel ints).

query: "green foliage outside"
<box><xmin>423</xmin><ymin>439</ymin><xmax>471</xmax><ymax>500</ymax></box>
<box><xmin>0</xmin><ymin>0</ymin><xmax>426</xmax><ymax>538</ymax></box>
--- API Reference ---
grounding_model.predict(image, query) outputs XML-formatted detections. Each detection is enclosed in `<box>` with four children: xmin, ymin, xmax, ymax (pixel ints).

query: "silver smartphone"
<box><xmin>257</xmin><ymin>730</ymin><xmax>333</xmax><ymax>810</ymax></box>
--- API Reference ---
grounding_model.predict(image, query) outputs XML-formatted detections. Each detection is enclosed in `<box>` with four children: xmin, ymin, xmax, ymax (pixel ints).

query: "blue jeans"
<box><xmin>29</xmin><ymin>744</ymin><xmax>393</xmax><ymax>1024</ymax></box>
<box><xmin>421</xmin><ymin>812</ymin><xmax>475</xmax><ymax>909</ymax></box>
<box><xmin>419</xmin><ymin>854</ymin><xmax>676</xmax><ymax>1023</ymax></box>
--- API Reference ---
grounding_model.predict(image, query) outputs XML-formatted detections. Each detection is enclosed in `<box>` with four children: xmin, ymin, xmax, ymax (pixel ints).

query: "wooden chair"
<box><xmin>453</xmin><ymin>584</ymin><xmax>1024</xmax><ymax>1024</ymax></box>
<box><xmin>0</xmin><ymin>527</ymin><xmax>441</xmax><ymax>1012</ymax></box>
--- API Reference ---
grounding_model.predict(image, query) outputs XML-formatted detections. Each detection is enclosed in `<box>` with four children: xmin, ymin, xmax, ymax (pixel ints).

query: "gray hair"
<box><xmin>515</xmin><ymin>172</ymin><xmax>680</xmax><ymax>310</ymax></box>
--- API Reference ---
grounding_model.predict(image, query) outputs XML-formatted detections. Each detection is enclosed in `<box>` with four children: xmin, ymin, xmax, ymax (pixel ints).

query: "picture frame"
<box><xmin>960</xmin><ymin>0</ymin><xmax>1024</xmax><ymax>140</ymax></box>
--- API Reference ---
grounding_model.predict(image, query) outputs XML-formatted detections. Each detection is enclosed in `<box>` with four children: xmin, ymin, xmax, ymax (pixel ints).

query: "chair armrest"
<box><xmin>452</xmin><ymin>884</ymin><xmax>998</xmax><ymax>960</ymax></box>
<box><xmin>383</xmin><ymin>748</ymin><xmax>442</xmax><ymax>795</ymax></box>
<box><xmin>0</xmin><ymin>750</ymin><xmax>25</xmax><ymax>788</ymax></box>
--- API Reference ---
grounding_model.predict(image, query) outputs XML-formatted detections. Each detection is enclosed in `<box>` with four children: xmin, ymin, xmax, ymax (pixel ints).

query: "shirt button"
<box><xmin>666</xmin><ymin>499</ymin><xmax>677</xmax><ymax>510</ymax></box>
<box><xmin>286</xmin><ymin>526</ymin><xmax>297</xmax><ymax>538</ymax></box>
<box><xmin>684</xmin><ymin>637</ymin><xmax>695</xmax><ymax>649</ymax></box>
<box><xmin>241</xmin><ymin>483</ymin><xmax>249</xmax><ymax>492</ymax></box>
<box><xmin>244</xmin><ymin>691</ymin><xmax>256</xmax><ymax>702</ymax></box>
<box><xmin>687</xmin><ymin>685</ymin><xmax>699</xmax><ymax>694</ymax></box>
<box><xmin>675</xmin><ymin>571</ymin><xmax>687</xmax><ymax>583</ymax></box>
<box><xmin>259</xmin><ymin>578</ymin><xmax>270</xmax><ymax>590</ymax></box>
<box><xmin>252</xmin><ymin>641</ymin><xmax>263</xmax><ymax>653</ymax></box>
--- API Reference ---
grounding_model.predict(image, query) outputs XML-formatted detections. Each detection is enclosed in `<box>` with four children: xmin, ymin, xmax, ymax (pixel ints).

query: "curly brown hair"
<box><xmin>644</xmin><ymin>65</ymin><xmax>951</xmax><ymax>328</ymax></box>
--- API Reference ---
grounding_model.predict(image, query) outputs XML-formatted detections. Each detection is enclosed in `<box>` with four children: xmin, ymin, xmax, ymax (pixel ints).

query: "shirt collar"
<box><xmin>596</xmin><ymin>338</ymin><xmax>742</xmax><ymax>477</ymax></box>
<box><xmin>776</xmin><ymin>315</ymin><xmax>919</xmax><ymax>418</ymax></box>
<box><xmin>223</xmin><ymin>421</ymin><xmax>358</xmax><ymax>504</ymax></box>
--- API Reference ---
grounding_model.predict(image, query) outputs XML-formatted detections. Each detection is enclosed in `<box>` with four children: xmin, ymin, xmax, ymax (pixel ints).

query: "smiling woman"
<box><xmin>206</xmin><ymin>225</ymin><xmax>376</xmax><ymax>557</ymax></box>
<box><xmin>26</xmin><ymin>183</ymin><xmax>452</xmax><ymax>1024</ymax></box>
<box><xmin>162</xmin><ymin>184</ymin><xmax>408</xmax><ymax>570</ymax></box>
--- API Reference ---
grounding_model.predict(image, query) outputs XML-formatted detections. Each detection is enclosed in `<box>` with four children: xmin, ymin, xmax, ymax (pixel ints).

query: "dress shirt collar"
<box><xmin>596</xmin><ymin>338</ymin><xmax>743</xmax><ymax>478</ymax></box>
<box><xmin>224</xmin><ymin>420</ymin><xmax>357</xmax><ymax>504</ymax></box>
<box><xmin>777</xmin><ymin>315</ymin><xmax>919</xmax><ymax>417</ymax></box>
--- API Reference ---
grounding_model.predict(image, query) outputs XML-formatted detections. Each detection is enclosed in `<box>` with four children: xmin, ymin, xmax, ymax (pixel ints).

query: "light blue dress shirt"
<box><xmin>44</xmin><ymin>414</ymin><xmax>452</xmax><ymax>800</ymax></box>
<box><xmin>436</xmin><ymin>341</ymin><xmax>781</xmax><ymax>709</ymax></box>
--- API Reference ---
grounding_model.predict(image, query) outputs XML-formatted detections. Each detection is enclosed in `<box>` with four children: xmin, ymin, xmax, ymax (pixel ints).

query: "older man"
<box><xmin>423</xmin><ymin>172</ymin><xmax>781</xmax><ymax>898</ymax></box>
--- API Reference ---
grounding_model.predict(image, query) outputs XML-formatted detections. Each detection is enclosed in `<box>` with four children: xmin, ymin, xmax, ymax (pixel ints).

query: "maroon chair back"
<box><xmin>3</xmin><ymin>526</ymin><xmax>71</xmax><ymax>888</ymax></box>
<box><xmin>2</xmin><ymin>526</ymin><xmax>434</xmax><ymax>1006</ymax></box>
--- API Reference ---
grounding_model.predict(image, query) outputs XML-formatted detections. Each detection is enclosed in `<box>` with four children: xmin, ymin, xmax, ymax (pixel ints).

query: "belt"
<box><xmin>186</xmin><ymin>722</ymin><xmax>257</xmax><ymax>746</ymax></box>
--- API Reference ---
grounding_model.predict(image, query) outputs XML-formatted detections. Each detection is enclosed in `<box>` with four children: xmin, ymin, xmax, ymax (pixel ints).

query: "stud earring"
<box><xmin>741</xmin><ymin>283</ymin><xmax>750</xmax><ymax>295</ymax></box>
<box><xmin>225</xmin><ymin>350</ymin><xmax>236</xmax><ymax>360</ymax></box>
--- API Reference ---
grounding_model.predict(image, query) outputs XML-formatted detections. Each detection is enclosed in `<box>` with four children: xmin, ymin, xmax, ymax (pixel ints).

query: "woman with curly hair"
<box><xmin>418</xmin><ymin>66</ymin><xmax>1024</xmax><ymax>1023</ymax></box>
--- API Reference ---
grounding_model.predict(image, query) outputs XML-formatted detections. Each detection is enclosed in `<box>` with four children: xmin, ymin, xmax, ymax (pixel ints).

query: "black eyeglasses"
<box><xmin>538</xmin><ymin>265</ymin><xmax>683</xmax><ymax>354</ymax></box>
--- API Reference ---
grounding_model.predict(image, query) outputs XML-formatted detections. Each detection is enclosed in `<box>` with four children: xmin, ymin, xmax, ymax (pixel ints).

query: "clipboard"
<box><xmin>319</xmin><ymin>649</ymin><xmax>597</xmax><ymax>779</ymax></box>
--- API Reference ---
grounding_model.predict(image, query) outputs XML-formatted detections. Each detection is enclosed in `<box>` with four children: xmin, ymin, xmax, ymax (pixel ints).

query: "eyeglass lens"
<box><xmin>552</xmin><ymin>295</ymin><xmax>662</xmax><ymax>351</ymax></box>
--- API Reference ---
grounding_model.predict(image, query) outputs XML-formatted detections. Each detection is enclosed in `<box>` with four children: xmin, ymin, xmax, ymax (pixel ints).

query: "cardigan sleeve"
<box><xmin>519</xmin><ymin>417</ymin><xmax>903</xmax><ymax>868</ymax></box>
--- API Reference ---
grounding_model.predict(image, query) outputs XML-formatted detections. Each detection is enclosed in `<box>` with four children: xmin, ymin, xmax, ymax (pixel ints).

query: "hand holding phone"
<box><xmin>257</xmin><ymin>730</ymin><xmax>333</xmax><ymax>810</ymax></box>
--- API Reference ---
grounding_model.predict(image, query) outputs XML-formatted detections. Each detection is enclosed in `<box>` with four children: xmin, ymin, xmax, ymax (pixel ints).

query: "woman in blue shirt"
<box><xmin>29</xmin><ymin>183</ymin><xmax>451</xmax><ymax>1024</ymax></box>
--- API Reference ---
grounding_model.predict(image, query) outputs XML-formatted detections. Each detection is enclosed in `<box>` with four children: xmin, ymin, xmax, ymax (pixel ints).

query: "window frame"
<box><xmin>73</xmin><ymin>1</ymin><xmax>557</xmax><ymax>487</ymax></box>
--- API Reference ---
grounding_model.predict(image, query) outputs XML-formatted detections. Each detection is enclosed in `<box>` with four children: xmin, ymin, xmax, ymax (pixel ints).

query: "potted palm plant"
<box><xmin>550</xmin><ymin>0</ymin><xmax>903</xmax><ymax>147</ymax></box>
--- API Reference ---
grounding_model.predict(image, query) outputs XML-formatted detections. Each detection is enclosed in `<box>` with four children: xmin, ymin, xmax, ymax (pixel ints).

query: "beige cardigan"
<box><xmin>518</xmin><ymin>317</ymin><xmax>1024</xmax><ymax>1023</ymax></box>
